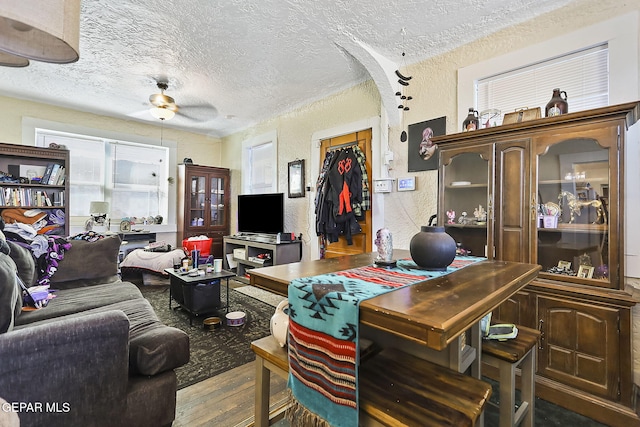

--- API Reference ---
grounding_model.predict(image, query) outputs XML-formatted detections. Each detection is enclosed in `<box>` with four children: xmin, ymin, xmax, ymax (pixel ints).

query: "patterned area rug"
<box><xmin>234</xmin><ymin>285</ymin><xmax>286</xmax><ymax>307</ymax></box>
<box><xmin>139</xmin><ymin>284</ymin><xmax>277</xmax><ymax>389</ymax></box>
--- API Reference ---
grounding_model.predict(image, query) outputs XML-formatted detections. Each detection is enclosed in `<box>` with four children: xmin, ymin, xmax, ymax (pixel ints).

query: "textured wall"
<box><xmin>221</xmin><ymin>0</ymin><xmax>640</xmax><ymax>383</ymax></box>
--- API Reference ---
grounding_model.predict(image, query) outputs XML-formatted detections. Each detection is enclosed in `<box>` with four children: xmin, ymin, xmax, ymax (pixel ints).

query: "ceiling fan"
<box><xmin>143</xmin><ymin>78</ymin><xmax>218</xmax><ymax>123</ymax></box>
<box><xmin>148</xmin><ymin>81</ymin><xmax>178</xmax><ymax>121</ymax></box>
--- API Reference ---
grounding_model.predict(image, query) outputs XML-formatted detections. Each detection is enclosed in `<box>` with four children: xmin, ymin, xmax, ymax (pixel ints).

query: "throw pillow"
<box><xmin>7</xmin><ymin>241</ymin><xmax>38</xmax><ymax>288</ymax></box>
<box><xmin>50</xmin><ymin>234</ymin><xmax>122</xmax><ymax>287</ymax></box>
<box><xmin>0</xmin><ymin>255</ymin><xmax>21</xmax><ymax>333</ymax></box>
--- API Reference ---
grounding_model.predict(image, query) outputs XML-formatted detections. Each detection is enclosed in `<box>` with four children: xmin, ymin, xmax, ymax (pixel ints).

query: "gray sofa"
<box><xmin>0</xmin><ymin>234</ymin><xmax>190</xmax><ymax>427</ymax></box>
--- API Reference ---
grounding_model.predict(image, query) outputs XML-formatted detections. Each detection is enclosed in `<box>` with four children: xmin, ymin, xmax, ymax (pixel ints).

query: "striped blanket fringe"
<box><xmin>286</xmin><ymin>389</ymin><xmax>332</xmax><ymax>427</ymax></box>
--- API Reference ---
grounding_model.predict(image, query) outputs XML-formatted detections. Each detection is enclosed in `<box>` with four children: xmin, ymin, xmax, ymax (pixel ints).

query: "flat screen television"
<box><xmin>237</xmin><ymin>193</ymin><xmax>284</xmax><ymax>235</ymax></box>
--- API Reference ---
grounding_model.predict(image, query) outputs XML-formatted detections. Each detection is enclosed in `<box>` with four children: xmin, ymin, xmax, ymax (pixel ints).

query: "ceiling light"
<box><xmin>0</xmin><ymin>0</ymin><xmax>81</xmax><ymax>64</ymax></box>
<box><xmin>150</xmin><ymin>106</ymin><xmax>175</xmax><ymax>121</ymax></box>
<box><xmin>0</xmin><ymin>50</ymin><xmax>29</xmax><ymax>67</ymax></box>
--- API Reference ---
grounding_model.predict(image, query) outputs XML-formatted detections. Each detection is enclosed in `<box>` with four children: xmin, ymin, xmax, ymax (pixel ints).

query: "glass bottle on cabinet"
<box><xmin>439</xmin><ymin>144</ymin><xmax>493</xmax><ymax>258</ymax></box>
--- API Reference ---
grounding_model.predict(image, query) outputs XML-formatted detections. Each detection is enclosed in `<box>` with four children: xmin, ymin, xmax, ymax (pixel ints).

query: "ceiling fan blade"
<box><xmin>176</xmin><ymin>103</ymin><xmax>218</xmax><ymax>122</ymax></box>
<box><xmin>149</xmin><ymin>92</ymin><xmax>176</xmax><ymax>108</ymax></box>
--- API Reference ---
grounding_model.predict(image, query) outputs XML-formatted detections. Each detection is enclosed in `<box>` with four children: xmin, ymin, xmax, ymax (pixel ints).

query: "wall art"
<box><xmin>407</xmin><ymin>116</ymin><xmax>446</xmax><ymax>172</ymax></box>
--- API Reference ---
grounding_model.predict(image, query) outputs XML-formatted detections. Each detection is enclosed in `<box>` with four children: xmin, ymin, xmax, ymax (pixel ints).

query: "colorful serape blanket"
<box><xmin>286</xmin><ymin>256</ymin><xmax>484</xmax><ymax>427</ymax></box>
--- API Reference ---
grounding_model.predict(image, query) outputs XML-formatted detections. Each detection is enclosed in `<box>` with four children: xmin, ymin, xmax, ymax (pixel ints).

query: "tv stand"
<box><xmin>223</xmin><ymin>236</ymin><xmax>302</xmax><ymax>283</ymax></box>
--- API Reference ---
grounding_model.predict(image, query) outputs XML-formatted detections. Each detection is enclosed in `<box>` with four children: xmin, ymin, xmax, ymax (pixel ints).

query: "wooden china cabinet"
<box><xmin>177</xmin><ymin>164</ymin><xmax>230</xmax><ymax>258</ymax></box>
<box><xmin>434</xmin><ymin>102</ymin><xmax>640</xmax><ymax>425</ymax></box>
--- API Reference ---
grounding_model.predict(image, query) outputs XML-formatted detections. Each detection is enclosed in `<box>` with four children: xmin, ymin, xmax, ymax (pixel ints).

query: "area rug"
<box><xmin>139</xmin><ymin>284</ymin><xmax>276</xmax><ymax>389</ymax></box>
<box><xmin>234</xmin><ymin>285</ymin><xmax>286</xmax><ymax>307</ymax></box>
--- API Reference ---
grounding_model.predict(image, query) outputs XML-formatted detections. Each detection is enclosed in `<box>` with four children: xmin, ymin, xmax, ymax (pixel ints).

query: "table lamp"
<box><xmin>88</xmin><ymin>201</ymin><xmax>110</xmax><ymax>232</ymax></box>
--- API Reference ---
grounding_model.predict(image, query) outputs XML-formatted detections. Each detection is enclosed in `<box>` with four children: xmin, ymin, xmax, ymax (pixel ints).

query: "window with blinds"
<box><xmin>37</xmin><ymin>130</ymin><xmax>169</xmax><ymax>221</ymax></box>
<box><xmin>477</xmin><ymin>44</ymin><xmax>609</xmax><ymax>118</ymax></box>
<box><xmin>247</xmin><ymin>141</ymin><xmax>275</xmax><ymax>194</ymax></box>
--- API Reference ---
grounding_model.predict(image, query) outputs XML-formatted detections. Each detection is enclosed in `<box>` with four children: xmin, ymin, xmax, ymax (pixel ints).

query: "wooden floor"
<box><xmin>174</xmin><ymin>360</ymin><xmax>289</xmax><ymax>427</ymax></box>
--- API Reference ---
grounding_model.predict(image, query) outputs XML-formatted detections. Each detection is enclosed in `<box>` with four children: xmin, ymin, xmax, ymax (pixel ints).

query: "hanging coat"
<box><xmin>325</xmin><ymin>148</ymin><xmax>362</xmax><ymax>244</ymax></box>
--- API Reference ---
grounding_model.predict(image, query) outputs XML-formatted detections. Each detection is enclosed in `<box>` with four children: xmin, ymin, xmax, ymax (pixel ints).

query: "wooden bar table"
<box><xmin>249</xmin><ymin>250</ymin><xmax>540</xmax><ymax>377</ymax></box>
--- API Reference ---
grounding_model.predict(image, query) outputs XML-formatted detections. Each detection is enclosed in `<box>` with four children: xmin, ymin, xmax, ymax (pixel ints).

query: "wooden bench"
<box><xmin>482</xmin><ymin>323</ymin><xmax>540</xmax><ymax>427</ymax></box>
<box><xmin>251</xmin><ymin>336</ymin><xmax>492</xmax><ymax>427</ymax></box>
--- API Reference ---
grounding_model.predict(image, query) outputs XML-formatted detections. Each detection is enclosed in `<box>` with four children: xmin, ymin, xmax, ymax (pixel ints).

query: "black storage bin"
<box><xmin>183</xmin><ymin>279</ymin><xmax>221</xmax><ymax>314</ymax></box>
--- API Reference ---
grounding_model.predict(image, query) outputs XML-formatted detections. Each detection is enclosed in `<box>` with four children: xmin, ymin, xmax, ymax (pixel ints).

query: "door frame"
<box><xmin>308</xmin><ymin>116</ymin><xmax>384</xmax><ymax>261</ymax></box>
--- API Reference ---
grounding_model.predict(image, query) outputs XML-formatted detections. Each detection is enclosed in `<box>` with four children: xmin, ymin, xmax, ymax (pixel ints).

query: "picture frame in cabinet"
<box><xmin>557</xmin><ymin>260</ymin><xmax>572</xmax><ymax>270</ymax></box>
<box><xmin>288</xmin><ymin>159</ymin><xmax>305</xmax><ymax>198</ymax></box>
<box><xmin>408</xmin><ymin>116</ymin><xmax>446</xmax><ymax>172</ymax></box>
<box><xmin>577</xmin><ymin>265</ymin><xmax>595</xmax><ymax>279</ymax></box>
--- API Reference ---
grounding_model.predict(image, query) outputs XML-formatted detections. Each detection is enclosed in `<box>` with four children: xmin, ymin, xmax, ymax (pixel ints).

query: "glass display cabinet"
<box><xmin>435</xmin><ymin>102</ymin><xmax>640</xmax><ymax>425</ymax></box>
<box><xmin>177</xmin><ymin>164</ymin><xmax>230</xmax><ymax>258</ymax></box>
<box><xmin>439</xmin><ymin>144</ymin><xmax>493</xmax><ymax>258</ymax></box>
<box><xmin>535</xmin><ymin>135</ymin><xmax>614</xmax><ymax>287</ymax></box>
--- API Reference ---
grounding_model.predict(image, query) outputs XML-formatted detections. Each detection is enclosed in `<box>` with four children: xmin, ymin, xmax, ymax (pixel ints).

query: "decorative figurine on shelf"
<box><xmin>458</xmin><ymin>211</ymin><xmax>468</xmax><ymax>224</ymax></box>
<box><xmin>456</xmin><ymin>242</ymin><xmax>471</xmax><ymax>256</ymax></box>
<box><xmin>595</xmin><ymin>264</ymin><xmax>609</xmax><ymax>279</ymax></box>
<box><xmin>446</xmin><ymin>210</ymin><xmax>456</xmax><ymax>224</ymax></box>
<box><xmin>374</xmin><ymin>227</ymin><xmax>396</xmax><ymax>267</ymax></box>
<box><xmin>473</xmin><ymin>205</ymin><xmax>487</xmax><ymax>224</ymax></box>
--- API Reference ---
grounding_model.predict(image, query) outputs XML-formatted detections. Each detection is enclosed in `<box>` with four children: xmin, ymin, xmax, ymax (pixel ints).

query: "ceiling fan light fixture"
<box><xmin>150</xmin><ymin>106</ymin><xmax>175</xmax><ymax>121</ymax></box>
<box><xmin>0</xmin><ymin>0</ymin><xmax>81</xmax><ymax>64</ymax></box>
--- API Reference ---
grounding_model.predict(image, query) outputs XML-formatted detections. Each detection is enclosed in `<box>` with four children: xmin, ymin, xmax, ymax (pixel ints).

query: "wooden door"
<box><xmin>537</xmin><ymin>294</ymin><xmax>621</xmax><ymax>402</ymax></box>
<box><xmin>494</xmin><ymin>138</ymin><xmax>531</xmax><ymax>263</ymax></box>
<box><xmin>319</xmin><ymin>129</ymin><xmax>372</xmax><ymax>258</ymax></box>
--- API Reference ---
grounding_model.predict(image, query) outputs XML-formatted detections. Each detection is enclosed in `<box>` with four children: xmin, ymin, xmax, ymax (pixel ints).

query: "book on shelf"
<box><xmin>42</xmin><ymin>191</ymin><xmax>52</xmax><ymax>206</ymax></box>
<box><xmin>54</xmin><ymin>167</ymin><xmax>65</xmax><ymax>185</ymax></box>
<box><xmin>41</xmin><ymin>163</ymin><xmax>54</xmax><ymax>184</ymax></box>
<box><xmin>47</xmin><ymin>164</ymin><xmax>61</xmax><ymax>185</ymax></box>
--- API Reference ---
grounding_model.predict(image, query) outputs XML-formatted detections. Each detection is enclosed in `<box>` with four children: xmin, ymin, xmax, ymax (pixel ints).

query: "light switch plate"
<box><xmin>373</xmin><ymin>179</ymin><xmax>393</xmax><ymax>193</ymax></box>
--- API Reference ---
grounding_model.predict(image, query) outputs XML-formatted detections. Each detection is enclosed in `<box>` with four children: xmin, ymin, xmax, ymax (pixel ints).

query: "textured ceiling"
<box><xmin>0</xmin><ymin>0</ymin><xmax>573</xmax><ymax>137</ymax></box>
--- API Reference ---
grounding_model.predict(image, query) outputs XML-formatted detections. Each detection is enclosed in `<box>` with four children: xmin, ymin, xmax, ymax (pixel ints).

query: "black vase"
<box><xmin>409</xmin><ymin>226</ymin><xmax>457</xmax><ymax>271</ymax></box>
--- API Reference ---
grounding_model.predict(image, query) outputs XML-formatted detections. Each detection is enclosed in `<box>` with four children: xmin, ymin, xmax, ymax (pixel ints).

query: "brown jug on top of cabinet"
<box><xmin>545</xmin><ymin>89</ymin><xmax>568</xmax><ymax>117</ymax></box>
<box><xmin>462</xmin><ymin>108</ymin><xmax>479</xmax><ymax>131</ymax></box>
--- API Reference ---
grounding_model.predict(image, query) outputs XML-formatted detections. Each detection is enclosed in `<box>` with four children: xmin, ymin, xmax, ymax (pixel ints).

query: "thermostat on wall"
<box><xmin>397</xmin><ymin>177</ymin><xmax>416</xmax><ymax>192</ymax></box>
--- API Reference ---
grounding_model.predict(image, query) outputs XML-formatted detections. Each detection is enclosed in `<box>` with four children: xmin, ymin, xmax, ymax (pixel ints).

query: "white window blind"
<box><xmin>477</xmin><ymin>45</ymin><xmax>609</xmax><ymax>118</ymax></box>
<box><xmin>111</xmin><ymin>142</ymin><xmax>169</xmax><ymax>220</ymax></box>
<box><xmin>37</xmin><ymin>130</ymin><xmax>169</xmax><ymax>221</ymax></box>
<box><xmin>248</xmin><ymin>142</ymin><xmax>275</xmax><ymax>194</ymax></box>
<box><xmin>38</xmin><ymin>133</ymin><xmax>105</xmax><ymax>217</ymax></box>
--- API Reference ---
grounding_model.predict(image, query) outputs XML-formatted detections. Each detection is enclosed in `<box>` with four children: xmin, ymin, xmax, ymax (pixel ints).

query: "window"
<box><xmin>458</xmin><ymin>12</ymin><xmax>639</xmax><ymax>126</ymax></box>
<box><xmin>242</xmin><ymin>131</ymin><xmax>278</xmax><ymax>194</ymax></box>
<box><xmin>476</xmin><ymin>45</ymin><xmax>609</xmax><ymax>118</ymax></box>
<box><xmin>36</xmin><ymin>130</ymin><xmax>169</xmax><ymax>223</ymax></box>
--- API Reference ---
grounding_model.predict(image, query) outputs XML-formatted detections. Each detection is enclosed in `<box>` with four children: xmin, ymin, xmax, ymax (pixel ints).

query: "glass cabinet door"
<box><xmin>209</xmin><ymin>175</ymin><xmax>226</xmax><ymax>226</ymax></box>
<box><xmin>189</xmin><ymin>175</ymin><xmax>206</xmax><ymax>227</ymax></box>
<box><xmin>440</xmin><ymin>145</ymin><xmax>493</xmax><ymax>258</ymax></box>
<box><xmin>535</xmin><ymin>134</ymin><xmax>614</xmax><ymax>287</ymax></box>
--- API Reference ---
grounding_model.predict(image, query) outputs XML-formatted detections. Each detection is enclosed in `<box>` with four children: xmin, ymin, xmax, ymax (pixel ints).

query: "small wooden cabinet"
<box><xmin>0</xmin><ymin>142</ymin><xmax>70</xmax><ymax>236</ymax></box>
<box><xmin>434</xmin><ymin>102</ymin><xmax>640</xmax><ymax>425</ymax></box>
<box><xmin>177</xmin><ymin>164</ymin><xmax>230</xmax><ymax>258</ymax></box>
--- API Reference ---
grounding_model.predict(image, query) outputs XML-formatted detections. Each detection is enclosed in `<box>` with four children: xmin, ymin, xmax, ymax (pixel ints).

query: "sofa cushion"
<box><xmin>50</xmin><ymin>235</ymin><xmax>121</xmax><ymax>288</ymax></box>
<box><xmin>7</xmin><ymin>241</ymin><xmax>38</xmax><ymax>288</ymax></box>
<box><xmin>0</xmin><ymin>255</ymin><xmax>21</xmax><ymax>333</ymax></box>
<box><xmin>15</xmin><ymin>297</ymin><xmax>190</xmax><ymax>376</ymax></box>
<box><xmin>14</xmin><ymin>281</ymin><xmax>143</xmax><ymax>326</ymax></box>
